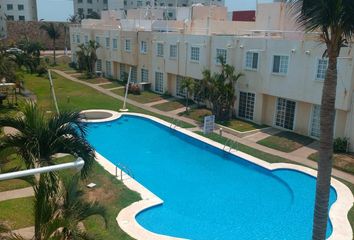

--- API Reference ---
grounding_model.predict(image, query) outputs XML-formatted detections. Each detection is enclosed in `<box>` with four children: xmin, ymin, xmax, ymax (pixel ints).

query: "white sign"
<box><xmin>203</xmin><ymin>115</ymin><xmax>215</xmax><ymax>134</ymax></box>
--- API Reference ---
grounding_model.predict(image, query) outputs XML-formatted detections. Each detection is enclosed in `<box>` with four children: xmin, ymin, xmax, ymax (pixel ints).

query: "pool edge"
<box><xmin>86</xmin><ymin>110</ymin><xmax>353</xmax><ymax>240</ymax></box>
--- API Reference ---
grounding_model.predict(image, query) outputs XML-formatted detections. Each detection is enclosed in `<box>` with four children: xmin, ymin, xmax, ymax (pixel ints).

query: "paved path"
<box><xmin>144</xmin><ymin>98</ymin><xmax>171</xmax><ymax>107</ymax></box>
<box><xmin>0</xmin><ymin>187</ymin><xmax>34</xmax><ymax>201</ymax></box>
<box><xmin>53</xmin><ymin>69</ymin><xmax>354</xmax><ymax>184</ymax></box>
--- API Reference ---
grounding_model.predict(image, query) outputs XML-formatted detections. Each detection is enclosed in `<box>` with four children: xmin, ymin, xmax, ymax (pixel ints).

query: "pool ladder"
<box><xmin>116</xmin><ymin>163</ymin><xmax>134</xmax><ymax>181</ymax></box>
<box><xmin>223</xmin><ymin>138</ymin><xmax>238</xmax><ymax>152</ymax></box>
<box><xmin>170</xmin><ymin>117</ymin><xmax>181</xmax><ymax>129</ymax></box>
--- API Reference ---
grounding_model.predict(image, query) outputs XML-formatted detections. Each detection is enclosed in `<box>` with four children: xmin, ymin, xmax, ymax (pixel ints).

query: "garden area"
<box><xmin>257</xmin><ymin>131</ymin><xmax>314</xmax><ymax>153</ymax></box>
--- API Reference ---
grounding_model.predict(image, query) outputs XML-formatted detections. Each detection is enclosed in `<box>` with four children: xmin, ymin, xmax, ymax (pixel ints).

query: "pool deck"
<box><xmin>84</xmin><ymin>110</ymin><xmax>354</xmax><ymax>240</ymax></box>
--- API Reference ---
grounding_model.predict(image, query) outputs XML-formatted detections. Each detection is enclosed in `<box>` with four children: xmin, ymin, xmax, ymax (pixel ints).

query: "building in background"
<box><xmin>0</xmin><ymin>0</ymin><xmax>38</xmax><ymax>38</ymax></box>
<box><xmin>73</xmin><ymin>0</ymin><xmax>225</xmax><ymax>19</ymax></box>
<box><xmin>69</xmin><ymin>2</ymin><xmax>354</xmax><ymax>149</ymax></box>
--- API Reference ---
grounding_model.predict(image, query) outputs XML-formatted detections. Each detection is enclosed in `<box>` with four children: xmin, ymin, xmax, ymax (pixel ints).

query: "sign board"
<box><xmin>203</xmin><ymin>115</ymin><xmax>215</xmax><ymax>134</ymax></box>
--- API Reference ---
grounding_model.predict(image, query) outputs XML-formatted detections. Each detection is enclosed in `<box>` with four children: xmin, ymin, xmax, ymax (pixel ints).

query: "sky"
<box><xmin>37</xmin><ymin>0</ymin><xmax>272</xmax><ymax>21</ymax></box>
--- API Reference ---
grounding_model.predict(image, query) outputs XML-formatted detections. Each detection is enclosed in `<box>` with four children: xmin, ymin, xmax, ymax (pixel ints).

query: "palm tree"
<box><xmin>76</xmin><ymin>40</ymin><xmax>100</xmax><ymax>77</ymax></box>
<box><xmin>180</xmin><ymin>77</ymin><xmax>195</xmax><ymax>112</ymax></box>
<box><xmin>0</xmin><ymin>51</ymin><xmax>18</xmax><ymax>83</ymax></box>
<box><xmin>33</xmin><ymin>174</ymin><xmax>106</xmax><ymax>240</ymax></box>
<box><xmin>202</xmin><ymin>56</ymin><xmax>243</xmax><ymax>121</ymax></box>
<box><xmin>40</xmin><ymin>22</ymin><xmax>61</xmax><ymax>65</ymax></box>
<box><xmin>0</xmin><ymin>101</ymin><xmax>95</xmax><ymax>179</ymax></box>
<box><xmin>284</xmin><ymin>1</ymin><xmax>354</xmax><ymax>239</ymax></box>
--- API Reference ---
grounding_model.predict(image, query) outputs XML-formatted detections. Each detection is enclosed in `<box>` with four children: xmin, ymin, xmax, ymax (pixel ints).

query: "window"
<box><xmin>125</xmin><ymin>39</ymin><xmax>131</xmax><ymax>52</ymax></box>
<box><xmin>87</xmin><ymin>8</ymin><xmax>93</xmax><ymax>14</ymax></box>
<box><xmin>105</xmin><ymin>61</ymin><xmax>112</xmax><ymax>77</ymax></box>
<box><xmin>137</xmin><ymin>1</ymin><xmax>143</xmax><ymax>6</ymax></box>
<box><xmin>275</xmin><ymin>98</ymin><xmax>296</xmax><ymax>130</ymax></box>
<box><xmin>78</xmin><ymin>0</ymin><xmax>83</xmax><ymax>3</ymax></box>
<box><xmin>216</xmin><ymin>48</ymin><xmax>227</xmax><ymax>64</ymax></box>
<box><xmin>105</xmin><ymin>37</ymin><xmax>110</xmax><ymax>48</ymax></box>
<box><xmin>18</xmin><ymin>4</ymin><xmax>24</xmax><ymax>11</ymax></box>
<box><xmin>310</xmin><ymin>104</ymin><xmax>320</xmax><ymax>138</ymax></box>
<box><xmin>7</xmin><ymin>4</ymin><xmax>13</xmax><ymax>11</ymax></box>
<box><xmin>170</xmin><ymin>44</ymin><xmax>177</xmax><ymax>59</ymax></box>
<box><xmin>156</xmin><ymin>43</ymin><xmax>164</xmax><ymax>57</ymax></box>
<box><xmin>113</xmin><ymin>38</ymin><xmax>118</xmax><ymax>49</ymax></box>
<box><xmin>87</xmin><ymin>0</ymin><xmax>92</xmax><ymax>3</ymax></box>
<box><xmin>95</xmin><ymin>36</ymin><xmax>100</xmax><ymax>44</ymax></box>
<box><xmin>141</xmin><ymin>69</ymin><xmax>149</xmax><ymax>82</ymax></box>
<box><xmin>176</xmin><ymin>76</ymin><xmax>186</xmax><ymax>97</ymax></box>
<box><xmin>245</xmin><ymin>51</ymin><xmax>259</xmax><ymax>70</ymax></box>
<box><xmin>238</xmin><ymin>92</ymin><xmax>255</xmax><ymax>121</ymax></box>
<box><xmin>19</xmin><ymin>16</ymin><xmax>25</xmax><ymax>21</ymax></box>
<box><xmin>155</xmin><ymin>72</ymin><xmax>164</xmax><ymax>93</ymax></box>
<box><xmin>72</xmin><ymin>34</ymin><xmax>76</xmax><ymax>43</ymax></box>
<box><xmin>76</xmin><ymin>35</ymin><xmax>81</xmax><ymax>43</ymax></box>
<box><xmin>140</xmin><ymin>41</ymin><xmax>147</xmax><ymax>54</ymax></box>
<box><xmin>6</xmin><ymin>15</ymin><xmax>14</xmax><ymax>21</ymax></box>
<box><xmin>96</xmin><ymin>59</ymin><xmax>102</xmax><ymax>71</ymax></box>
<box><xmin>78</xmin><ymin>8</ymin><xmax>84</xmax><ymax>15</ymax></box>
<box><xmin>168</xmin><ymin>12</ymin><xmax>173</xmax><ymax>18</ymax></box>
<box><xmin>103</xmin><ymin>0</ymin><xmax>108</xmax><ymax>4</ymax></box>
<box><xmin>120</xmin><ymin>64</ymin><xmax>126</xmax><ymax>80</ymax></box>
<box><xmin>190</xmin><ymin>46</ymin><xmax>200</xmax><ymax>62</ymax></box>
<box><xmin>272</xmin><ymin>55</ymin><xmax>289</xmax><ymax>75</ymax></box>
<box><xmin>130</xmin><ymin>67</ymin><xmax>138</xmax><ymax>83</ymax></box>
<box><xmin>316</xmin><ymin>58</ymin><xmax>328</xmax><ymax>81</ymax></box>
<box><xmin>84</xmin><ymin>35</ymin><xmax>88</xmax><ymax>44</ymax></box>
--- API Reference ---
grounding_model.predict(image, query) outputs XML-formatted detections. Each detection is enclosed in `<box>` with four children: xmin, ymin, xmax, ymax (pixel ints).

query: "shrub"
<box><xmin>36</xmin><ymin>63</ymin><xmax>48</xmax><ymax>76</ymax></box>
<box><xmin>333</xmin><ymin>137</ymin><xmax>348</xmax><ymax>153</ymax></box>
<box><xmin>128</xmin><ymin>83</ymin><xmax>141</xmax><ymax>95</ymax></box>
<box><xmin>69</xmin><ymin>61</ymin><xmax>77</xmax><ymax>69</ymax></box>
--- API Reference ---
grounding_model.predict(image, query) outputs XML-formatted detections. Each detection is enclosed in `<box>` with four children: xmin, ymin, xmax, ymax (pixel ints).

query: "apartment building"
<box><xmin>73</xmin><ymin>0</ymin><xmax>224</xmax><ymax>19</ymax></box>
<box><xmin>0</xmin><ymin>0</ymin><xmax>38</xmax><ymax>37</ymax></box>
<box><xmin>70</xmin><ymin>2</ymin><xmax>354</xmax><ymax>149</ymax></box>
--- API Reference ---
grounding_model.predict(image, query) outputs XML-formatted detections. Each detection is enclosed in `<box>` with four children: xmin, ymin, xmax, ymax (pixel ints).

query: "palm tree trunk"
<box><xmin>186</xmin><ymin>91</ymin><xmax>189</xmax><ymax>112</ymax></box>
<box><xmin>312</xmin><ymin>47</ymin><xmax>338</xmax><ymax>240</ymax></box>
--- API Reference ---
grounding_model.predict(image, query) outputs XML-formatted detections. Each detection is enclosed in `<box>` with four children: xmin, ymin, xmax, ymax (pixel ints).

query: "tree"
<box><xmin>40</xmin><ymin>22</ymin><xmax>61</xmax><ymax>65</ymax></box>
<box><xmin>284</xmin><ymin>0</ymin><xmax>354</xmax><ymax>239</ymax></box>
<box><xmin>0</xmin><ymin>51</ymin><xmax>18</xmax><ymax>83</ymax></box>
<box><xmin>201</xmin><ymin>56</ymin><xmax>243</xmax><ymax>121</ymax></box>
<box><xmin>76</xmin><ymin>40</ymin><xmax>100</xmax><ymax>78</ymax></box>
<box><xmin>68</xmin><ymin>14</ymin><xmax>82</xmax><ymax>24</ymax></box>
<box><xmin>0</xmin><ymin>101</ymin><xmax>95</xmax><ymax>179</ymax></box>
<box><xmin>180</xmin><ymin>77</ymin><xmax>195</xmax><ymax>112</ymax></box>
<box><xmin>86</xmin><ymin>11</ymin><xmax>101</xmax><ymax>20</ymax></box>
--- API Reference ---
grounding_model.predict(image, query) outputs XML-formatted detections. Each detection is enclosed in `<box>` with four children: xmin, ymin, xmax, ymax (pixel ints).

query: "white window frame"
<box><xmin>309</xmin><ymin>104</ymin><xmax>321</xmax><ymax>139</ymax></box>
<box><xmin>113</xmin><ymin>38</ymin><xmax>118</xmax><ymax>49</ymax></box>
<box><xmin>141</xmin><ymin>68</ymin><xmax>149</xmax><ymax>82</ymax></box>
<box><xmin>190</xmin><ymin>46</ymin><xmax>200</xmax><ymax>63</ymax></box>
<box><xmin>125</xmin><ymin>39</ymin><xmax>131</xmax><ymax>52</ymax></box>
<box><xmin>156</xmin><ymin>43</ymin><xmax>164</xmax><ymax>57</ymax></box>
<box><xmin>95</xmin><ymin>36</ymin><xmax>100</xmax><ymax>45</ymax></box>
<box><xmin>244</xmin><ymin>51</ymin><xmax>259</xmax><ymax>71</ymax></box>
<box><xmin>238</xmin><ymin>91</ymin><xmax>256</xmax><ymax>121</ymax></box>
<box><xmin>105</xmin><ymin>37</ymin><xmax>110</xmax><ymax>48</ymax></box>
<box><xmin>272</xmin><ymin>55</ymin><xmax>289</xmax><ymax>75</ymax></box>
<box><xmin>76</xmin><ymin>35</ymin><xmax>81</xmax><ymax>43</ymax></box>
<box><xmin>315</xmin><ymin>58</ymin><xmax>328</xmax><ymax>81</ymax></box>
<box><xmin>96</xmin><ymin>59</ymin><xmax>102</xmax><ymax>72</ymax></box>
<box><xmin>169</xmin><ymin>44</ymin><xmax>177</xmax><ymax>59</ymax></box>
<box><xmin>140</xmin><ymin>41</ymin><xmax>147</xmax><ymax>54</ymax></box>
<box><xmin>105</xmin><ymin>61</ymin><xmax>112</xmax><ymax>77</ymax></box>
<box><xmin>216</xmin><ymin>48</ymin><xmax>227</xmax><ymax>65</ymax></box>
<box><xmin>155</xmin><ymin>72</ymin><xmax>164</xmax><ymax>93</ymax></box>
<box><xmin>176</xmin><ymin>75</ymin><xmax>186</xmax><ymax>97</ymax></box>
<box><xmin>274</xmin><ymin>97</ymin><xmax>297</xmax><ymax>131</ymax></box>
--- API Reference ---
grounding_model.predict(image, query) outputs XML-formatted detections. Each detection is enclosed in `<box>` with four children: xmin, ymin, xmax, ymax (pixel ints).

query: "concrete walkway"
<box><xmin>53</xmin><ymin>69</ymin><xmax>354</xmax><ymax>184</ymax></box>
<box><xmin>0</xmin><ymin>187</ymin><xmax>34</xmax><ymax>201</ymax></box>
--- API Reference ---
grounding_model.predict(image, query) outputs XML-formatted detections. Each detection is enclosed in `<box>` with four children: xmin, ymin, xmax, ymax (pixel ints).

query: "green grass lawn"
<box><xmin>83</xmin><ymin>77</ymin><xmax>111</xmax><ymax>84</ymax></box>
<box><xmin>308</xmin><ymin>152</ymin><xmax>354</xmax><ymax>175</ymax></box>
<box><xmin>45</xmin><ymin>55</ymin><xmax>73</xmax><ymax>72</ymax></box>
<box><xmin>99</xmin><ymin>82</ymin><xmax>125</xmax><ymax>89</ymax></box>
<box><xmin>22</xmin><ymin>72</ymin><xmax>193</xmax><ymax>128</ymax></box>
<box><xmin>180</xmin><ymin>108</ymin><xmax>267</xmax><ymax>132</ymax></box>
<box><xmin>0</xmin><ymin>197</ymin><xmax>34</xmax><ymax>229</ymax></box>
<box><xmin>258</xmin><ymin>131</ymin><xmax>314</xmax><ymax>153</ymax></box>
<box><xmin>111</xmin><ymin>88</ymin><xmax>171</xmax><ymax>104</ymax></box>
<box><xmin>0</xmin><ymin>154</ymin><xmax>31</xmax><ymax>192</ymax></box>
<box><xmin>153</xmin><ymin>99</ymin><xmax>186</xmax><ymax>112</ymax></box>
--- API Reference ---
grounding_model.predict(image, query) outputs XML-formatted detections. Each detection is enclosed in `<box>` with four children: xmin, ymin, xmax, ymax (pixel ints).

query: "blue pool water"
<box><xmin>86</xmin><ymin>115</ymin><xmax>337</xmax><ymax>240</ymax></box>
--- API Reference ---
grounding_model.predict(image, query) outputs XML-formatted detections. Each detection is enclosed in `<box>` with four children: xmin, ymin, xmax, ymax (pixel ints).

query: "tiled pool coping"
<box><xmin>83</xmin><ymin>110</ymin><xmax>353</xmax><ymax>240</ymax></box>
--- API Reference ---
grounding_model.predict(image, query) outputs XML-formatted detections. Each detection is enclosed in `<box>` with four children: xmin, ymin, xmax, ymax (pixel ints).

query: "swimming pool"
<box><xmin>86</xmin><ymin>113</ymin><xmax>351</xmax><ymax>240</ymax></box>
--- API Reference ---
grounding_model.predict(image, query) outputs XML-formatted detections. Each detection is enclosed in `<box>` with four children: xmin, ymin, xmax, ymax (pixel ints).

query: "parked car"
<box><xmin>5</xmin><ymin>48</ymin><xmax>24</xmax><ymax>54</ymax></box>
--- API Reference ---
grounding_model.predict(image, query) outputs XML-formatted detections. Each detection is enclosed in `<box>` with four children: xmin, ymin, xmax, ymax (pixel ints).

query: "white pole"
<box><xmin>0</xmin><ymin>158</ymin><xmax>85</xmax><ymax>181</ymax></box>
<box><xmin>48</xmin><ymin>70</ymin><xmax>60</xmax><ymax>114</ymax></box>
<box><xmin>120</xmin><ymin>67</ymin><xmax>132</xmax><ymax>112</ymax></box>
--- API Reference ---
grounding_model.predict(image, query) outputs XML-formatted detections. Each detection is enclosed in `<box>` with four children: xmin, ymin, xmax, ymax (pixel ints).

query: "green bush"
<box><xmin>333</xmin><ymin>137</ymin><xmax>348</xmax><ymax>153</ymax></box>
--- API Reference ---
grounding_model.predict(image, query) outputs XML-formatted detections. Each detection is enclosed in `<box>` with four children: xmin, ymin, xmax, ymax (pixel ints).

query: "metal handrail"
<box><xmin>116</xmin><ymin>163</ymin><xmax>134</xmax><ymax>181</ymax></box>
<box><xmin>170</xmin><ymin>117</ymin><xmax>180</xmax><ymax>129</ymax></box>
<box><xmin>223</xmin><ymin>138</ymin><xmax>238</xmax><ymax>153</ymax></box>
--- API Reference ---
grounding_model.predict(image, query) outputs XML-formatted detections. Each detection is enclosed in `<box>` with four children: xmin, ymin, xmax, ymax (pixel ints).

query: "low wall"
<box><xmin>1</xmin><ymin>21</ymin><xmax>70</xmax><ymax>50</ymax></box>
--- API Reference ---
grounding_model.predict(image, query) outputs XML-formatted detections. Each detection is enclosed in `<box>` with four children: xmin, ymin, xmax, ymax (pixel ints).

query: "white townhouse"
<box><xmin>0</xmin><ymin>0</ymin><xmax>38</xmax><ymax>37</ymax></box>
<box><xmin>70</xmin><ymin>2</ymin><xmax>354</xmax><ymax>149</ymax></box>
